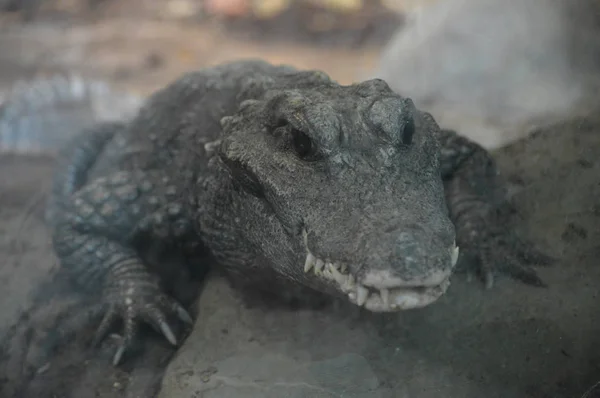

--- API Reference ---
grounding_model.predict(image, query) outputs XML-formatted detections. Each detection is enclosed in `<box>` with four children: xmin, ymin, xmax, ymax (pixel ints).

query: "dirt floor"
<box><xmin>1</xmin><ymin>1</ymin><xmax>600</xmax><ymax>397</ymax></box>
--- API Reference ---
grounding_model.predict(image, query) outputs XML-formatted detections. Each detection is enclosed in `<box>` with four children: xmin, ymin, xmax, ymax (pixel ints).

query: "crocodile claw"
<box><xmin>92</xmin><ymin>290</ymin><xmax>193</xmax><ymax>366</ymax></box>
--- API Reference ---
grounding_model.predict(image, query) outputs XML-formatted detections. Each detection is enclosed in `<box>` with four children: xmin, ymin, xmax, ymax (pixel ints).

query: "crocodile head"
<box><xmin>217</xmin><ymin>71</ymin><xmax>458</xmax><ymax>312</ymax></box>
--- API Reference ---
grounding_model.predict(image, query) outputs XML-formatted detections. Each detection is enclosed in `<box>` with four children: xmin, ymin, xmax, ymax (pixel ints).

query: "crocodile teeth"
<box><xmin>302</xmin><ymin>229</ymin><xmax>453</xmax><ymax>312</ymax></box>
<box><xmin>304</xmin><ymin>253</ymin><xmax>316</xmax><ymax>273</ymax></box>
<box><xmin>343</xmin><ymin>274</ymin><xmax>356</xmax><ymax>292</ymax></box>
<box><xmin>356</xmin><ymin>286</ymin><xmax>369</xmax><ymax>306</ymax></box>
<box><xmin>451</xmin><ymin>243</ymin><xmax>460</xmax><ymax>267</ymax></box>
<box><xmin>315</xmin><ymin>259</ymin><xmax>325</xmax><ymax>273</ymax></box>
<box><xmin>327</xmin><ymin>263</ymin><xmax>347</xmax><ymax>285</ymax></box>
<box><xmin>380</xmin><ymin>288</ymin><xmax>390</xmax><ymax>307</ymax></box>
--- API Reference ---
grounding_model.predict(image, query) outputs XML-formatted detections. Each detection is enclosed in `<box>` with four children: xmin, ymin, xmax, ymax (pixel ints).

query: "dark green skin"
<box><xmin>42</xmin><ymin>59</ymin><xmax>551</xmax><ymax>366</ymax></box>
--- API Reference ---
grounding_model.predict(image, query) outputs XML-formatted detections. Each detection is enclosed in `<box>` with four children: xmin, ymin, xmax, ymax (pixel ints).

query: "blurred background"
<box><xmin>2</xmin><ymin>0</ymin><xmax>599</xmax><ymax>149</ymax></box>
<box><xmin>0</xmin><ymin>0</ymin><xmax>406</xmax><ymax>95</ymax></box>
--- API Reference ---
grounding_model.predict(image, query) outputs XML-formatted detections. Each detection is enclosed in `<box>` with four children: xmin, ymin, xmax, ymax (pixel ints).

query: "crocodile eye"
<box><xmin>291</xmin><ymin>128</ymin><xmax>312</xmax><ymax>158</ymax></box>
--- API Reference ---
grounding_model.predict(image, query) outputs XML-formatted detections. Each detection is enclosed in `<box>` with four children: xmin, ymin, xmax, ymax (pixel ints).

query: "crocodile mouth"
<box><xmin>302</xmin><ymin>229</ymin><xmax>459</xmax><ymax>312</ymax></box>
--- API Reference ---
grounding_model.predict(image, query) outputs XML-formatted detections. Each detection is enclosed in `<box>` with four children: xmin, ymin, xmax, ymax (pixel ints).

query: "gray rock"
<box><xmin>158</xmin><ymin>275</ymin><xmax>382</xmax><ymax>398</ymax></box>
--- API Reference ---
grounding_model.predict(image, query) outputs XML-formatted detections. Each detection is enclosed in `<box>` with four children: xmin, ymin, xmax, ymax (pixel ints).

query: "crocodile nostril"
<box><xmin>369</xmin><ymin>97</ymin><xmax>417</xmax><ymax>147</ymax></box>
<box><xmin>399</xmin><ymin>98</ymin><xmax>416</xmax><ymax>146</ymax></box>
<box><xmin>400</xmin><ymin>113</ymin><xmax>415</xmax><ymax>146</ymax></box>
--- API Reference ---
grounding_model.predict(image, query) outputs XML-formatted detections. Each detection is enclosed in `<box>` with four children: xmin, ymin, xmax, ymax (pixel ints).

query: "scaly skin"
<box><xmin>42</xmin><ymin>59</ymin><xmax>551</xmax><ymax>365</ymax></box>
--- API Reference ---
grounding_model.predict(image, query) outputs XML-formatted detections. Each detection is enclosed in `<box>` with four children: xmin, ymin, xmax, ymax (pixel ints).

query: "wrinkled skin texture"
<box><xmin>46</xmin><ymin>59</ymin><xmax>551</xmax><ymax>365</ymax></box>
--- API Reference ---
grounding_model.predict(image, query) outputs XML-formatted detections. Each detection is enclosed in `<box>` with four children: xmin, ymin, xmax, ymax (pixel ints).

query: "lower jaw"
<box><xmin>307</xmin><ymin>258</ymin><xmax>452</xmax><ymax>312</ymax></box>
<box><xmin>301</xmin><ymin>231</ymin><xmax>457</xmax><ymax>312</ymax></box>
<box><xmin>355</xmin><ymin>278</ymin><xmax>451</xmax><ymax>312</ymax></box>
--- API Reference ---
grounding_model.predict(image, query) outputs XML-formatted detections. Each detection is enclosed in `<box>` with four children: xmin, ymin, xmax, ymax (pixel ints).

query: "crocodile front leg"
<box><xmin>437</xmin><ymin>127</ymin><xmax>553</xmax><ymax>288</ymax></box>
<box><xmin>52</xmin><ymin>169</ymin><xmax>198</xmax><ymax>365</ymax></box>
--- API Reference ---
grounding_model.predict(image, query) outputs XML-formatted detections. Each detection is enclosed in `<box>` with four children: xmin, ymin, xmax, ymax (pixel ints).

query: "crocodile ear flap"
<box><xmin>218</xmin><ymin>153</ymin><xmax>265</xmax><ymax>198</ymax></box>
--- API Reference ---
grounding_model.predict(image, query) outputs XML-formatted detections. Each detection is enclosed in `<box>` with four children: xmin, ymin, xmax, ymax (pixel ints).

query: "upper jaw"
<box><xmin>302</xmin><ymin>228</ymin><xmax>459</xmax><ymax>312</ymax></box>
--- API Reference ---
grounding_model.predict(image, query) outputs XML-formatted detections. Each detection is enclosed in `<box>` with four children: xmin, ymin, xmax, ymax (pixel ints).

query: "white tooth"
<box><xmin>340</xmin><ymin>264</ymin><xmax>348</xmax><ymax>274</ymax></box>
<box><xmin>395</xmin><ymin>295</ymin><xmax>420</xmax><ymax>309</ymax></box>
<box><xmin>451</xmin><ymin>244</ymin><xmax>460</xmax><ymax>267</ymax></box>
<box><xmin>356</xmin><ymin>286</ymin><xmax>369</xmax><ymax>306</ymax></box>
<box><xmin>304</xmin><ymin>253</ymin><xmax>316</xmax><ymax>273</ymax></box>
<box><xmin>328</xmin><ymin>264</ymin><xmax>347</xmax><ymax>285</ymax></box>
<box><xmin>315</xmin><ymin>259</ymin><xmax>325</xmax><ymax>273</ymax></box>
<box><xmin>348</xmin><ymin>292</ymin><xmax>356</xmax><ymax>300</ymax></box>
<box><xmin>441</xmin><ymin>278</ymin><xmax>451</xmax><ymax>291</ymax></box>
<box><xmin>380</xmin><ymin>288</ymin><xmax>390</xmax><ymax>307</ymax></box>
<box><xmin>302</xmin><ymin>229</ymin><xmax>309</xmax><ymax>246</ymax></box>
<box><xmin>343</xmin><ymin>274</ymin><xmax>356</xmax><ymax>292</ymax></box>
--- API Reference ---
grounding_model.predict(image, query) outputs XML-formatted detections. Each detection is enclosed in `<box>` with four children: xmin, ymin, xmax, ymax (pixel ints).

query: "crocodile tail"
<box><xmin>0</xmin><ymin>74</ymin><xmax>142</xmax><ymax>154</ymax></box>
